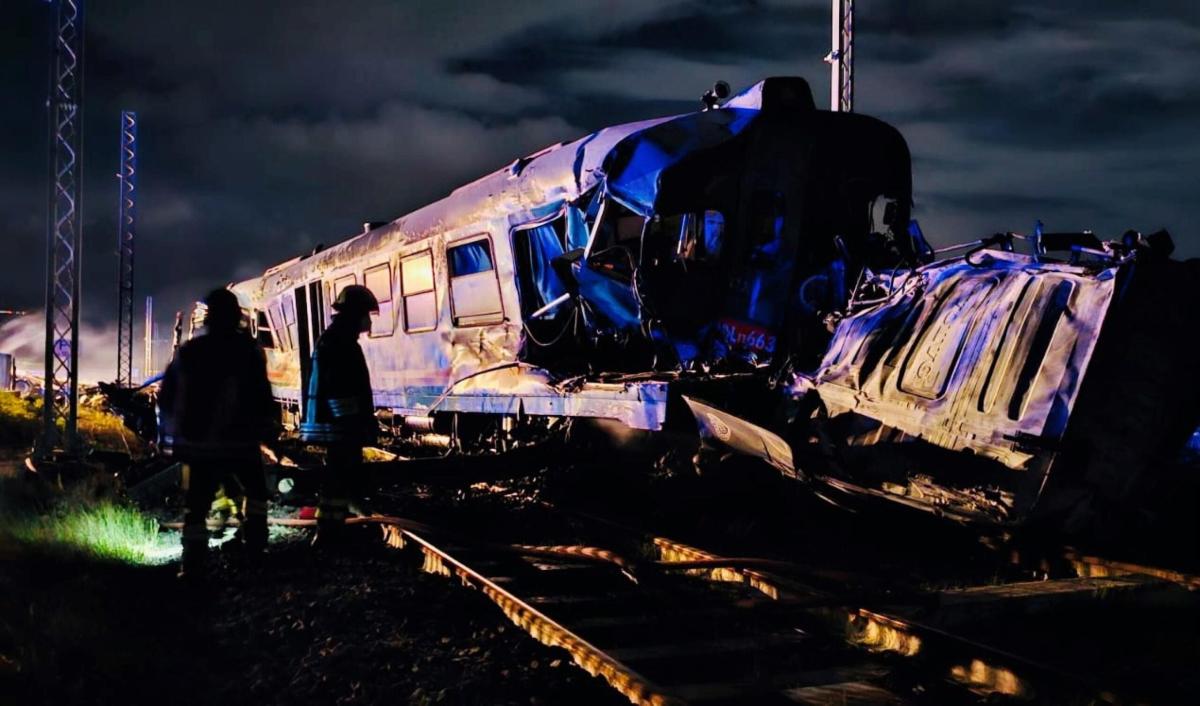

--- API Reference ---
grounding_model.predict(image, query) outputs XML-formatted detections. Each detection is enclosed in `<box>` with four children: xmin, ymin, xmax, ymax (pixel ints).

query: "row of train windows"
<box><xmin>258</xmin><ymin>237</ymin><xmax>501</xmax><ymax>350</ymax></box>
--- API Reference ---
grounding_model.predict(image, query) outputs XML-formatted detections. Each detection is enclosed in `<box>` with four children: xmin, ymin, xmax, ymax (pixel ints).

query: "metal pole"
<box><xmin>40</xmin><ymin>0</ymin><xmax>86</xmax><ymax>456</ymax></box>
<box><xmin>827</xmin><ymin>0</ymin><xmax>854</xmax><ymax>112</ymax></box>
<box><xmin>115</xmin><ymin>111</ymin><xmax>137</xmax><ymax>386</ymax></box>
<box><xmin>143</xmin><ymin>295</ymin><xmax>153</xmax><ymax>378</ymax></box>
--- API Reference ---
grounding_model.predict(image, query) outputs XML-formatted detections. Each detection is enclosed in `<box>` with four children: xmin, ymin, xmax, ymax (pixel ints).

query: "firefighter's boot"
<box><xmin>178</xmin><ymin>537</ymin><xmax>208</xmax><ymax>582</ymax></box>
<box><xmin>311</xmin><ymin>497</ymin><xmax>349</xmax><ymax>550</ymax></box>
<box><xmin>238</xmin><ymin>497</ymin><xmax>269</xmax><ymax>555</ymax></box>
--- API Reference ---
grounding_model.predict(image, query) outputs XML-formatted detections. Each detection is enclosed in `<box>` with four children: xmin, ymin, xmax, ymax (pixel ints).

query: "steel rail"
<box><xmin>646</xmin><ymin>535</ymin><xmax>1181</xmax><ymax>703</ymax></box>
<box><xmin>158</xmin><ymin>500</ymin><xmax>1197</xmax><ymax>704</ymax></box>
<box><xmin>378</xmin><ymin>522</ymin><xmax>684</xmax><ymax>706</ymax></box>
<box><xmin>1062</xmin><ymin>548</ymin><xmax>1200</xmax><ymax>591</ymax></box>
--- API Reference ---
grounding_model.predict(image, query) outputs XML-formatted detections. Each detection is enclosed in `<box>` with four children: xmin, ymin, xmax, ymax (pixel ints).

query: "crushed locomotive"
<box><xmin>224</xmin><ymin>77</ymin><xmax>1197</xmax><ymax>527</ymax></box>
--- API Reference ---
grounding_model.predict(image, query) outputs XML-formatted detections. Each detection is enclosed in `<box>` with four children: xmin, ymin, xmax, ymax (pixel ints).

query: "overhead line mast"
<box><xmin>116</xmin><ymin>111</ymin><xmax>137</xmax><ymax>387</ymax></box>
<box><xmin>827</xmin><ymin>0</ymin><xmax>854</xmax><ymax>112</ymax></box>
<box><xmin>40</xmin><ymin>0</ymin><xmax>86</xmax><ymax>456</ymax></box>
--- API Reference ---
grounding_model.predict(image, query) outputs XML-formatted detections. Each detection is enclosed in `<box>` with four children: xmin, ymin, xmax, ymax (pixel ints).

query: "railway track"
<box><xmin>350</xmin><ymin>497</ymin><xmax>1200</xmax><ymax>705</ymax></box>
<box><xmin>176</xmin><ymin>482</ymin><xmax>1198</xmax><ymax>704</ymax></box>
<box><xmin>377</xmin><ymin>520</ymin><xmax>911</xmax><ymax>705</ymax></box>
<box><xmin>175</xmin><ymin>457</ymin><xmax>1199</xmax><ymax>704</ymax></box>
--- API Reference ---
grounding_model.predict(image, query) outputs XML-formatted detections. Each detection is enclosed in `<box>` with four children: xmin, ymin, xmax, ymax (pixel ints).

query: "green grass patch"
<box><xmin>78</xmin><ymin>402</ymin><xmax>139</xmax><ymax>453</ymax></box>
<box><xmin>0</xmin><ymin>501</ymin><xmax>176</xmax><ymax>565</ymax></box>
<box><xmin>0</xmin><ymin>390</ymin><xmax>141</xmax><ymax>453</ymax></box>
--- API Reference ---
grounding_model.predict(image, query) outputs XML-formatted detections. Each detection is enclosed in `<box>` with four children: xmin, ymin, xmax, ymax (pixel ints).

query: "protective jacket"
<box><xmin>299</xmin><ymin>315</ymin><xmax>376</xmax><ymax>445</ymax></box>
<box><xmin>158</xmin><ymin>328</ymin><xmax>276</xmax><ymax>460</ymax></box>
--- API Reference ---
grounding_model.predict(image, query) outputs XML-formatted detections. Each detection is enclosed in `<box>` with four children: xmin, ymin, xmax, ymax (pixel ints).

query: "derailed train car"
<box><xmin>691</xmin><ymin>236</ymin><xmax>1199</xmax><ymax>527</ymax></box>
<box><xmin>228</xmin><ymin>76</ymin><xmax>1198</xmax><ymax>526</ymax></box>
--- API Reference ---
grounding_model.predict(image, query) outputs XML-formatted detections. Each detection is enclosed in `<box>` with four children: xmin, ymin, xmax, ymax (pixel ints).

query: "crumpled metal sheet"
<box><xmin>798</xmin><ymin>250</ymin><xmax>1118</xmax><ymax>481</ymax></box>
<box><xmin>684</xmin><ymin>396</ymin><xmax>798</xmax><ymax>479</ymax></box>
<box><xmin>603</xmin><ymin>108</ymin><xmax>758</xmax><ymax>217</ymax></box>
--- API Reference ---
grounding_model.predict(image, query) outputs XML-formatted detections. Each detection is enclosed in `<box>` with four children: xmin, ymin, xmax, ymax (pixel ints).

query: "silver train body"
<box><xmin>228</xmin><ymin>77</ymin><xmax>1198</xmax><ymax>525</ymax></box>
<box><xmin>230</xmin><ymin>76</ymin><xmax>912</xmax><ymax>438</ymax></box>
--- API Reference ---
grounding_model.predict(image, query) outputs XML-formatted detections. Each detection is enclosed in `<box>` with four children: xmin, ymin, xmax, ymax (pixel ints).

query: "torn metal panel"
<box><xmin>802</xmin><ymin>251</ymin><xmax>1117</xmax><ymax>472</ymax></box>
<box><xmin>603</xmin><ymin>108</ymin><xmax>759</xmax><ymax>217</ymax></box>
<box><xmin>684</xmin><ymin>396</ymin><xmax>798</xmax><ymax>479</ymax></box>
<box><xmin>572</xmin><ymin>261</ymin><xmax>642</xmax><ymax>332</ymax></box>
<box><xmin>788</xmin><ymin>251</ymin><xmax>1121</xmax><ymax>523</ymax></box>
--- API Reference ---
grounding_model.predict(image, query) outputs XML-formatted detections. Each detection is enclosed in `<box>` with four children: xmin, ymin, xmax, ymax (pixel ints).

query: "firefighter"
<box><xmin>299</xmin><ymin>284</ymin><xmax>379</xmax><ymax>546</ymax></box>
<box><xmin>158</xmin><ymin>288</ymin><xmax>276</xmax><ymax>579</ymax></box>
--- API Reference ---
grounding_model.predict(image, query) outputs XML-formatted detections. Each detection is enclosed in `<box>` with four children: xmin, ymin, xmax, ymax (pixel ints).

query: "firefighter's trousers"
<box><xmin>316</xmin><ymin>442</ymin><xmax>364</xmax><ymax>535</ymax></box>
<box><xmin>181</xmin><ymin>456</ymin><xmax>270</xmax><ymax>566</ymax></box>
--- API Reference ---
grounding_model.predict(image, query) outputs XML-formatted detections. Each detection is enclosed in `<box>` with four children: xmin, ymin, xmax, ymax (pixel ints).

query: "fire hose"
<box><xmin>158</xmin><ymin>514</ymin><xmax>800</xmax><ymax>583</ymax></box>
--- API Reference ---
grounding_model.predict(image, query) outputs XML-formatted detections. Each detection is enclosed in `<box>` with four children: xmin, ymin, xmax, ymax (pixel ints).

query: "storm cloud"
<box><xmin>2</xmin><ymin>0</ymin><xmax>1197</xmax><ymax>373</ymax></box>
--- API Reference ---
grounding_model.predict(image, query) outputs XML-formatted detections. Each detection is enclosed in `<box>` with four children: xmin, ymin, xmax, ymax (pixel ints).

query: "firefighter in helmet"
<box><xmin>158</xmin><ymin>288</ymin><xmax>276</xmax><ymax>579</ymax></box>
<box><xmin>299</xmin><ymin>284</ymin><xmax>379</xmax><ymax>545</ymax></box>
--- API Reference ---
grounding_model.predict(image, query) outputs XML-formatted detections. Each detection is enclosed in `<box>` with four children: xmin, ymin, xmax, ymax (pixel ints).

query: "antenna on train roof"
<box><xmin>700</xmin><ymin>81</ymin><xmax>731</xmax><ymax>111</ymax></box>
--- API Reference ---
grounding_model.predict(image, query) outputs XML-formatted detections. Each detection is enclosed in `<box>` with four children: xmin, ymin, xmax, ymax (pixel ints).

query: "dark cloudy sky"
<box><xmin>3</xmin><ymin>0</ymin><xmax>1198</xmax><ymax>340</ymax></box>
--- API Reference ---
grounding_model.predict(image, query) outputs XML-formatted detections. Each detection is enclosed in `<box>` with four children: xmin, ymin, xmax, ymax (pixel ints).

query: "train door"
<box><xmin>294</xmin><ymin>280</ymin><xmax>327</xmax><ymax>415</ymax></box>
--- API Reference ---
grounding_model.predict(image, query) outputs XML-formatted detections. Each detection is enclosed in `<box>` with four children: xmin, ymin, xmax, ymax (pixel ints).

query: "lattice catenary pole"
<box><xmin>826</xmin><ymin>0</ymin><xmax>854</xmax><ymax>112</ymax></box>
<box><xmin>115</xmin><ymin>111</ymin><xmax>137</xmax><ymax>387</ymax></box>
<box><xmin>40</xmin><ymin>0</ymin><xmax>86</xmax><ymax>455</ymax></box>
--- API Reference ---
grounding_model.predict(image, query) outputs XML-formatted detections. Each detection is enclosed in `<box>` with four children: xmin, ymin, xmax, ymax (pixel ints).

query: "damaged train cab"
<box><xmin>228</xmin><ymin>75</ymin><xmax>1198</xmax><ymax>527</ymax></box>
<box><xmin>231</xmin><ymin>76</ymin><xmax>916</xmax><ymax>440</ymax></box>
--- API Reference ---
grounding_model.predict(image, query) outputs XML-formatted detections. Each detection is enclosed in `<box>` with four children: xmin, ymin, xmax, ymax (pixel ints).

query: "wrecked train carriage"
<box><xmin>691</xmin><ymin>238</ymin><xmax>1200</xmax><ymax>527</ymax></box>
<box><xmin>228</xmin><ymin>77</ymin><xmax>918</xmax><ymax>451</ymax></box>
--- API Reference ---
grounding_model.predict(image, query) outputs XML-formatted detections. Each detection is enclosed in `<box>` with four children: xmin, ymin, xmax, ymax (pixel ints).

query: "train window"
<box><xmin>747</xmin><ymin>190</ymin><xmax>788</xmax><ymax>260</ymax></box>
<box><xmin>448</xmin><ymin>237</ymin><xmax>503</xmax><ymax>327</ymax></box>
<box><xmin>363</xmin><ymin>263</ymin><xmax>394</xmax><ymax>337</ymax></box>
<box><xmin>449</xmin><ymin>240</ymin><xmax>493</xmax><ymax>277</ymax></box>
<box><xmin>590</xmin><ymin>198</ymin><xmax>645</xmax><ymax>249</ymax></box>
<box><xmin>331</xmin><ymin>274</ymin><xmax>356</xmax><ymax>302</ymax></box>
<box><xmin>254</xmin><ymin>310</ymin><xmax>274</xmax><ymax>348</ymax></box>
<box><xmin>586</xmin><ymin>198</ymin><xmax>644</xmax><ymax>281</ymax></box>
<box><xmin>512</xmin><ymin>219</ymin><xmax>569</xmax><ymax>319</ymax></box>
<box><xmin>400</xmin><ymin>250</ymin><xmax>437</xmax><ymax>332</ymax></box>
<box><xmin>645</xmin><ymin>210</ymin><xmax>725</xmax><ymax>265</ymax></box>
<box><xmin>282</xmin><ymin>293</ymin><xmax>299</xmax><ymax>350</ymax></box>
<box><xmin>268</xmin><ymin>303</ymin><xmax>289</xmax><ymax>350</ymax></box>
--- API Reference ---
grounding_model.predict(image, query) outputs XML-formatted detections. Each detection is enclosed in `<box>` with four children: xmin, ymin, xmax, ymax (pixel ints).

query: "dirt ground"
<box><xmin>0</xmin><ymin>528</ymin><xmax>626</xmax><ymax>706</ymax></box>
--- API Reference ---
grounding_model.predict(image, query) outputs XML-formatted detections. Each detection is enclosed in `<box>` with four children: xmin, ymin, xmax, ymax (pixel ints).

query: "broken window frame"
<box><xmin>400</xmin><ymin>249</ymin><xmax>438</xmax><ymax>333</ymax></box>
<box><xmin>282</xmin><ymin>293</ymin><xmax>299</xmax><ymax>351</ymax></box>
<box><xmin>363</xmin><ymin>263</ymin><xmax>395</xmax><ymax>338</ymax></box>
<box><xmin>644</xmin><ymin>209</ymin><xmax>727</xmax><ymax>268</ymax></box>
<box><xmin>583</xmin><ymin>193</ymin><xmax>647</xmax><ymax>282</ymax></box>
<box><xmin>510</xmin><ymin>210</ymin><xmax>570</xmax><ymax>320</ymax></box>
<box><xmin>267</xmin><ymin>302</ymin><xmax>289</xmax><ymax>351</ymax></box>
<box><xmin>254</xmin><ymin>310</ymin><xmax>274</xmax><ymax>348</ymax></box>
